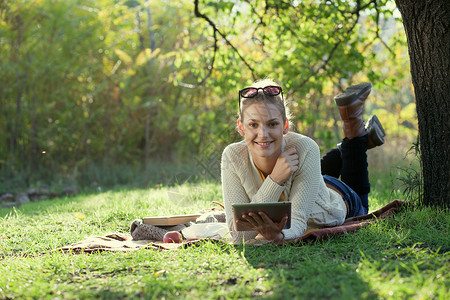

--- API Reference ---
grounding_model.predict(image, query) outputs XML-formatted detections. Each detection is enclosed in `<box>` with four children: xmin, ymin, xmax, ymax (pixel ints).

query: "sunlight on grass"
<box><xmin>1</xmin><ymin>181</ymin><xmax>448</xmax><ymax>299</ymax></box>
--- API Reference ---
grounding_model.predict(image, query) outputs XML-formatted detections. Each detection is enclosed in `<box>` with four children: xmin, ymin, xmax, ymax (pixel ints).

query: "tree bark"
<box><xmin>144</xmin><ymin>5</ymin><xmax>157</xmax><ymax>184</ymax></box>
<box><xmin>30</xmin><ymin>90</ymin><xmax>39</xmax><ymax>170</ymax></box>
<box><xmin>395</xmin><ymin>0</ymin><xmax>450</xmax><ymax>207</ymax></box>
<box><xmin>146</xmin><ymin>6</ymin><xmax>156</xmax><ymax>52</ymax></box>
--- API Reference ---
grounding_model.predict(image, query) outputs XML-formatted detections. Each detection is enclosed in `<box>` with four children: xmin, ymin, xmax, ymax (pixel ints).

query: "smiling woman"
<box><xmin>236</xmin><ymin>81</ymin><xmax>292</xmax><ymax>180</ymax></box>
<box><xmin>238</xmin><ymin>102</ymin><xmax>287</xmax><ymax>173</ymax></box>
<box><xmin>221</xmin><ymin>79</ymin><xmax>386</xmax><ymax>244</ymax></box>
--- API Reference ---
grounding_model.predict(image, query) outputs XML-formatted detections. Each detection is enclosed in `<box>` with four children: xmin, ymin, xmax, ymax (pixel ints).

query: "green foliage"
<box><xmin>395</xmin><ymin>139</ymin><xmax>423</xmax><ymax>204</ymax></box>
<box><xmin>0</xmin><ymin>0</ymin><xmax>416</xmax><ymax>189</ymax></box>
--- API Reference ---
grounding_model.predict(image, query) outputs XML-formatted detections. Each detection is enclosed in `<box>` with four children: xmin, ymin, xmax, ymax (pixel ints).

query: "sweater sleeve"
<box><xmin>221</xmin><ymin>147</ymin><xmax>256</xmax><ymax>242</ymax></box>
<box><xmin>281</xmin><ymin>138</ymin><xmax>321</xmax><ymax>239</ymax></box>
<box><xmin>221</xmin><ymin>146</ymin><xmax>285</xmax><ymax>243</ymax></box>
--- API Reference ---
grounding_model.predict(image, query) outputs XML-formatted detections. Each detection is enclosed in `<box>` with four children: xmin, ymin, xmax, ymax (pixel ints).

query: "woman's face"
<box><xmin>238</xmin><ymin>102</ymin><xmax>287</xmax><ymax>161</ymax></box>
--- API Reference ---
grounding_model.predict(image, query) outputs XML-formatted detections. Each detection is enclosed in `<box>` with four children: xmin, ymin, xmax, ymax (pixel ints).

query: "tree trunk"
<box><xmin>395</xmin><ymin>0</ymin><xmax>450</xmax><ymax>207</ymax></box>
<box><xmin>30</xmin><ymin>90</ymin><xmax>39</xmax><ymax>170</ymax></box>
<box><xmin>146</xmin><ymin>6</ymin><xmax>156</xmax><ymax>52</ymax></box>
<box><xmin>136</xmin><ymin>11</ymin><xmax>145</xmax><ymax>51</ymax></box>
<box><xmin>143</xmin><ymin>5</ymin><xmax>157</xmax><ymax>184</ymax></box>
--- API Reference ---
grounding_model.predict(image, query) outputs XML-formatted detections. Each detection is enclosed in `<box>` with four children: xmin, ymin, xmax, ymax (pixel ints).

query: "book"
<box><xmin>142</xmin><ymin>214</ymin><xmax>201</xmax><ymax>226</ymax></box>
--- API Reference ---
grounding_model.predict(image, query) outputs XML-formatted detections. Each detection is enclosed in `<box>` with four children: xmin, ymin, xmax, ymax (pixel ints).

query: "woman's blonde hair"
<box><xmin>238</xmin><ymin>79</ymin><xmax>292</xmax><ymax>125</ymax></box>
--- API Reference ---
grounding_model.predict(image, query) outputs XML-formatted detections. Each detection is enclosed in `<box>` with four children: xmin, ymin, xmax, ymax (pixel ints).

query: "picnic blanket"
<box><xmin>57</xmin><ymin>199</ymin><xmax>405</xmax><ymax>252</ymax></box>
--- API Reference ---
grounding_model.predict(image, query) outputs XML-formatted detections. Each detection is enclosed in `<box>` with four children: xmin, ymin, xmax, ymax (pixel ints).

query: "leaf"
<box><xmin>136</xmin><ymin>48</ymin><xmax>161</xmax><ymax>66</ymax></box>
<box><xmin>115</xmin><ymin>49</ymin><xmax>133</xmax><ymax>65</ymax></box>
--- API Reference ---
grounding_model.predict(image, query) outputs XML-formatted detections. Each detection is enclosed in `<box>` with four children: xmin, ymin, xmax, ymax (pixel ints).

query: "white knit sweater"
<box><xmin>221</xmin><ymin>132</ymin><xmax>347</xmax><ymax>243</ymax></box>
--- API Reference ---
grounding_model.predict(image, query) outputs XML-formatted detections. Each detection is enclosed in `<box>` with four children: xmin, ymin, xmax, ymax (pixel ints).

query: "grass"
<box><xmin>0</xmin><ymin>174</ymin><xmax>448</xmax><ymax>299</ymax></box>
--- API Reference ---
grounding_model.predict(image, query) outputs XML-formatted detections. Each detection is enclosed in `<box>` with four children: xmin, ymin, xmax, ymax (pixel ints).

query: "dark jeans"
<box><xmin>323</xmin><ymin>175</ymin><xmax>366</xmax><ymax>217</ymax></box>
<box><xmin>320</xmin><ymin>135</ymin><xmax>369</xmax><ymax>216</ymax></box>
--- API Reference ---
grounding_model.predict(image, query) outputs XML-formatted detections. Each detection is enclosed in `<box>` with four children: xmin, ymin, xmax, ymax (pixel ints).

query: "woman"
<box><xmin>221</xmin><ymin>79</ymin><xmax>385</xmax><ymax>244</ymax></box>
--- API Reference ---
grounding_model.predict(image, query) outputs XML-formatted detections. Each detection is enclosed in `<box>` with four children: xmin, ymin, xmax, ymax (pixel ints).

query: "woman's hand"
<box><xmin>239</xmin><ymin>211</ymin><xmax>287</xmax><ymax>242</ymax></box>
<box><xmin>270</xmin><ymin>147</ymin><xmax>299</xmax><ymax>185</ymax></box>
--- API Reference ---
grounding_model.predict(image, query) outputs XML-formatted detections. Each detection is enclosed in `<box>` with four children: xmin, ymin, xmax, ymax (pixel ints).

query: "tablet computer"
<box><xmin>232</xmin><ymin>202</ymin><xmax>291</xmax><ymax>231</ymax></box>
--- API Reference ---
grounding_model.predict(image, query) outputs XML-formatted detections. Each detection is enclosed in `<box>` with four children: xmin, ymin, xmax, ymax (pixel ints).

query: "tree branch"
<box><xmin>193</xmin><ymin>0</ymin><xmax>257</xmax><ymax>81</ymax></box>
<box><xmin>296</xmin><ymin>5</ymin><xmax>362</xmax><ymax>90</ymax></box>
<box><xmin>374</xmin><ymin>3</ymin><xmax>396</xmax><ymax>56</ymax></box>
<box><xmin>177</xmin><ymin>27</ymin><xmax>217</xmax><ymax>89</ymax></box>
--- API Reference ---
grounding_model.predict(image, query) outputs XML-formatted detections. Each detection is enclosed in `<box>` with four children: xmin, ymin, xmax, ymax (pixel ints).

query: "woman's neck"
<box><xmin>252</xmin><ymin>154</ymin><xmax>279</xmax><ymax>177</ymax></box>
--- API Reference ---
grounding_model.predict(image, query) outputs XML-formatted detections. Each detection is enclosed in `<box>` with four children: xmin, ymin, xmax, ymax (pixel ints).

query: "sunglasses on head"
<box><xmin>238</xmin><ymin>86</ymin><xmax>283</xmax><ymax>110</ymax></box>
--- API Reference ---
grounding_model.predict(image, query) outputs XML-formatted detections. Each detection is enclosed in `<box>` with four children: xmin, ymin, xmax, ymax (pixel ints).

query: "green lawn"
<box><xmin>0</xmin><ymin>181</ymin><xmax>448</xmax><ymax>299</ymax></box>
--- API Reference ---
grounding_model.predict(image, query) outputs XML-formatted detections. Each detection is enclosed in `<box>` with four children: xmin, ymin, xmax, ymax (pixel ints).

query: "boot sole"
<box><xmin>366</xmin><ymin>115</ymin><xmax>385</xmax><ymax>136</ymax></box>
<box><xmin>346</xmin><ymin>83</ymin><xmax>373</xmax><ymax>94</ymax></box>
<box><xmin>334</xmin><ymin>83</ymin><xmax>373</xmax><ymax>106</ymax></box>
<box><xmin>366</xmin><ymin>115</ymin><xmax>386</xmax><ymax>146</ymax></box>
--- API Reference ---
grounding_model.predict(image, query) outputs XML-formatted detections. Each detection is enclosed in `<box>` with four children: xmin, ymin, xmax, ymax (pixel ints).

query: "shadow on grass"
<box><xmin>237</xmin><ymin>238</ymin><xmax>375</xmax><ymax>299</ymax></box>
<box><xmin>235</xmin><ymin>206</ymin><xmax>449</xmax><ymax>299</ymax></box>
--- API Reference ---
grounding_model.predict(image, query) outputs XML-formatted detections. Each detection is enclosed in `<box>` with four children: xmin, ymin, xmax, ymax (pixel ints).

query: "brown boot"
<box><xmin>337</xmin><ymin>114</ymin><xmax>385</xmax><ymax>150</ymax></box>
<box><xmin>366</xmin><ymin>115</ymin><xmax>386</xmax><ymax>149</ymax></box>
<box><xmin>334</xmin><ymin>83</ymin><xmax>372</xmax><ymax>139</ymax></box>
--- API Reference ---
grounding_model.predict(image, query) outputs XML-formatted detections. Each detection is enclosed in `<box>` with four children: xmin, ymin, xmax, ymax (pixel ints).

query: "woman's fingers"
<box><xmin>286</xmin><ymin>147</ymin><xmax>297</xmax><ymax>154</ymax></box>
<box><xmin>242</xmin><ymin>213</ymin><xmax>263</xmax><ymax>227</ymax></box>
<box><xmin>241</xmin><ymin>211</ymin><xmax>287</xmax><ymax>241</ymax></box>
<box><xmin>278</xmin><ymin>216</ymin><xmax>288</xmax><ymax>230</ymax></box>
<box><xmin>243</xmin><ymin>211</ymin><xmax>275</xmax><ymax>229</ymax></box>
<box><xmin>241</xmin><ymin>214</ymin><xmax>255</xmax><ymax>226</ymax></box>
<box><xmin>284</xmin><ymin>148</ymin><xmax>299</xmax><ymax>167</ymax></box>
<box><xmin>247</xmin><ymin>212</ymin><xmax>264</xmax><ymax>225</ymax></box>
<box><xmin>271</xmin><ymin>148</ymin><xmax>300</xmax><ymax>184</ymax></box>
<box><xmin>257</xmin><ymin>211</ymin><xmax>273</xmax><ymax>224</ymax></box>
<box><xmin>259</xmin><ymin>211</ymin><xmax>288</xmax><ymax>229</ymax></box>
